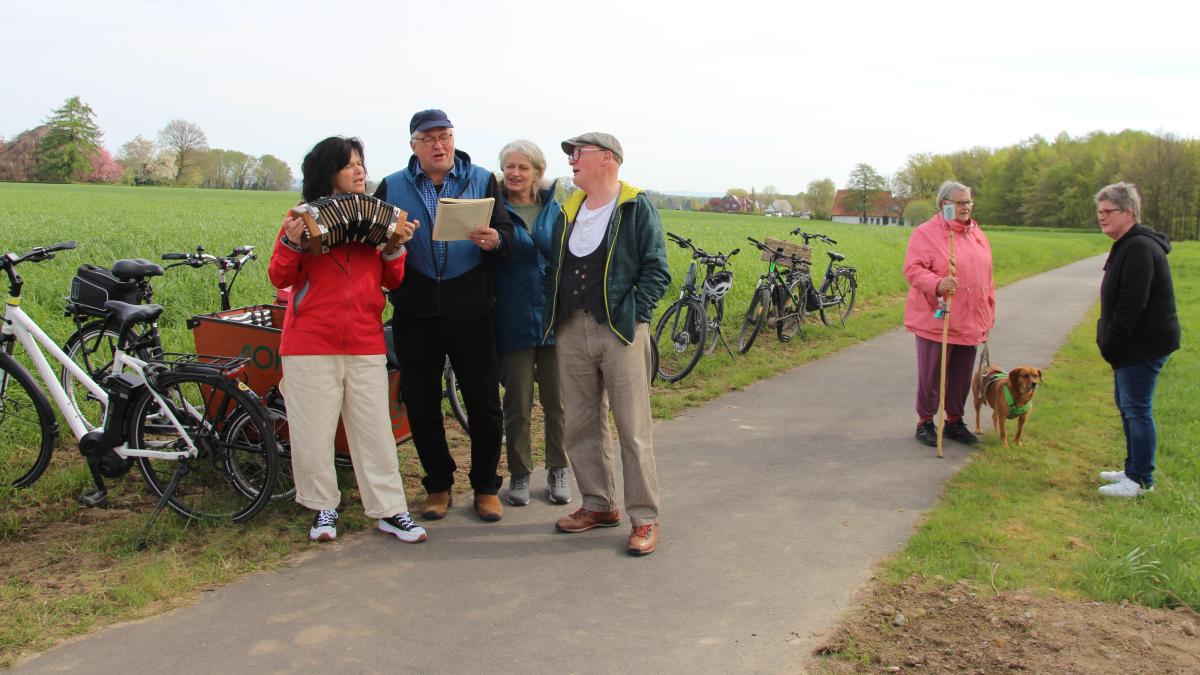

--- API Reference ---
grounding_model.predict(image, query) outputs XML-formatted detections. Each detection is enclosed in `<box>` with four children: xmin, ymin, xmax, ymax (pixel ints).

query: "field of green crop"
<box><xmin>0</xmin><ymin>182</ymin><xmax>1114</xmax><ymax>665</ymax></box>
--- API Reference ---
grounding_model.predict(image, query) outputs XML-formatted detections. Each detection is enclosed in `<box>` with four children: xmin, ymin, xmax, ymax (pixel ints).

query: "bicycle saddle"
<box><xmin>827</xmin><ymin>251</ymin><xmax>845</xmax><ymax>262</ymax></box>
<box><xmin>104</xmin><ymin>300</ymin><xmax>164</xmax><ymax>328</ymax></box>
<box><xmin>112</xmin><ymin>258</ymin><xmax>165</xmax><ymax>280</ymax></box>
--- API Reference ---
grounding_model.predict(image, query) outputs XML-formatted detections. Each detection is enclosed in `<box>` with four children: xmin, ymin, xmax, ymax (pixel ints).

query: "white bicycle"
<box><xmin>0</xmin><ymin>242</ymin><xmax>279</xmax><ymax>535</ymax></box>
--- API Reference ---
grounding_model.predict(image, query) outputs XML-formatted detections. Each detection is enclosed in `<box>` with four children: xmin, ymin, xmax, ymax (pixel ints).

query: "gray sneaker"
<box><xmin>506</xmin><ymin>473</ymin><xmax>531</xmax><ymax>506</ymax></box>
<box><xmin>548</xmin><ymin>467</ymin><xmax>572</xmax><ymax>504</ymax></box>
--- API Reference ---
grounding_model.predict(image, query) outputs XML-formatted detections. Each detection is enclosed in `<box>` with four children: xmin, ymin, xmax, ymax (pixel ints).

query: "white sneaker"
<box><xmin>1098</xmin><ymin>477</ymin><xmax>1151</xmax><ymax>498</ymax></box>
<box><xmin>1099</xmin><ymin>469</ymin><xmax>1127</xmax><ymax>484</ymax></box>
<box><xmin>309</xmin><ymin>509</ymin><xmax>339</xmax><ymax>541</ymax></box>
<box><xmin>378</xmin><ymin>512</ymin><xmax>428</xmax><ymax>543</ymax></box>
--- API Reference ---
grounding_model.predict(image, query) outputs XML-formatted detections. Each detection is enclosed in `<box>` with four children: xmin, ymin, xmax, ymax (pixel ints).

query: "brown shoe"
<box><xmin>555</xmin><ymin>507</ymin><xmax>620</xmax><ymax>533</ymax></box>
<box><xmin>627</xmin><ymin>524</ymin><xmax>658</xmax><ymax>556</ymax></box>
<box><xmin>473</xmin><ymin>493</ymin><xmax>503</xmax><ymax>522</ymax></box>
<box><xmin>421</xmin><ymin>491</ymin><xmax>451</xmax><ymax>520</ymax></box>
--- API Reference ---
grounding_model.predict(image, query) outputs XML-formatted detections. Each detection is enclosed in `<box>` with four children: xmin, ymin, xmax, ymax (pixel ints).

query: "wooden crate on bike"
<box><xmin>760</xmin><ymin>238</ymin><xmax>811</xmax><ymax>269</ymax></box>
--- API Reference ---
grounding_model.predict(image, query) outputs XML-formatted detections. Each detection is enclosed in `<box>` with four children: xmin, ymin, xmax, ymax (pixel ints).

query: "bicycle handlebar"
<box><xmin>3</xmin><ymin>241</ymin><xmax>78</xmax><ymax>267</ymax></box>
<box><xmin>745</xmin><ymin>237</ymin><xmax>810</xmax><ymax>266</ymax></box>
<box><xmin>162</xmin><ymin>245</ymin><xmax>257</xmax><ymax>270</ymax></box>
<box><xmin>666</xmin><ymin>231</ymin><xmax>737</xmax><ymax>265</ymax></box>
<box><xmin>789</xmin><ymin>228</ymin><xmax>837</xmax><ymax>246</ymax></box>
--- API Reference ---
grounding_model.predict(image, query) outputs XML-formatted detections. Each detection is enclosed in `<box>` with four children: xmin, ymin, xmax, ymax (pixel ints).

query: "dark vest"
<box><xmin>558</xmin><ymin>242</ymin><xmax>608</xmax><ymax>323</ymax></box>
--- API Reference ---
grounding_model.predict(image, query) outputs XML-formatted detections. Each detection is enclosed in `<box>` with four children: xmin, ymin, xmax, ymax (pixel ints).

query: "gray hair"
<box><xmin>498</xmin><ymin>139</ymin><xmax>547</xmax><ymax>202</ymax></box>
<box><xmin>936</xmin><ymin>180</ymin><xmax>971</xmax><ymax>205</ymax></box>
<box><xmin>1094</xmin><ymin>181</ymin><xmax>1141</xmax><ymax>222</ymax></box>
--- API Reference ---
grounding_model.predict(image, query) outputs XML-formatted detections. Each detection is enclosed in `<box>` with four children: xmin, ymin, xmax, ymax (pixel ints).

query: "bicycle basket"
<box><xmin>703</xmin><ymin>271</ymin><xmax>734</xmax><ymax>299</ymax></box>
<box><xmin>68</xmin><ymin>264</ymin><xmax>140</xmax><ymax>316</ymax></box>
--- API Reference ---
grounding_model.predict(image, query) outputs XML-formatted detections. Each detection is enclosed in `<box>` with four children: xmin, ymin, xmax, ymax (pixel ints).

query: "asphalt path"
<box><xmin>16</xmin><ymin>254</ymin><xmax>1106</xmax><ymax>674</ymax></box>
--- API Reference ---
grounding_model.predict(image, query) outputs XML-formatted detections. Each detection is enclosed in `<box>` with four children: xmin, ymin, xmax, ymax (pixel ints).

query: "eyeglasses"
<box><xmin>947</xmin><ymin>200</ymin><xmax>974</xmax><ymax>207</ymax></box>
<box><xmin>415</xmin><ymin>133</ymin><xmax>453</xmax><ymax>147</ymax></box>
<box><xmin>568</xmin><ymin>147</ymin><xmax>604</xmax><ymax>163</ymax></box>
<box><xmin>1097</xmin><ymin>207</ymin><xmax>1125</xmax><ymax>217</ymax></box>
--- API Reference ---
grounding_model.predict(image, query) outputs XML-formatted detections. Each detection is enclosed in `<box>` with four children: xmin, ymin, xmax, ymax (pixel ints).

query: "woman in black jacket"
<box><xmin>1093</xmin><ymin>182</ymin><xmax>1180</xmax><ymax>498</ymax></box>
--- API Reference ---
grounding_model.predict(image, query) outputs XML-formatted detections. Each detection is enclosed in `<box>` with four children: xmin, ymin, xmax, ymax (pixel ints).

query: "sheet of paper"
<box><xmin>432</xmin><ymin>197</ymin><xmax>495</xmax><ymax>241</ymax></box>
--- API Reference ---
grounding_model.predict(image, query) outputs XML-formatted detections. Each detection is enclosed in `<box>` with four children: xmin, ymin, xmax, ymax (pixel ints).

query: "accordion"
<box><xmin>290</xmin><ymin>193</ymin><xmax>408</xmax><ymax>255</ymax></box>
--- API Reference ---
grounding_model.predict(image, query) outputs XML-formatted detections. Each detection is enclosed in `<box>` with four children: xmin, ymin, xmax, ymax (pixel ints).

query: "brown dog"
<box><xmin>972</xmin><ymin>365</ymin><xmax>1043</xmax><ymax>447</ymax></box>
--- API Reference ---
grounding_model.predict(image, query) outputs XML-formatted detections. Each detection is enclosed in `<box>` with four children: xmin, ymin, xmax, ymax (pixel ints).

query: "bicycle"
<box><xmin>790</xmin><ymin>228</ymin><xmax>858</xmax><ymax>327</ymax></box>
<box><xmin>1</xmin><ymin>242</ymin><xmax>279</xmax><ymax>540</ymax></box>
<box><xmin>653</xmin><ymin>232</ymin><xmax>738</xmax><ymax>383</ymax></box>
<box><xmin>737</xmin><ymin>237</ymin><xmax>815</xmax><ymax>353</ymax></box>
<box><xmin>60</xmin><ymin>244</ymin><xmax>258</xmax><ymax>429</ymax></box>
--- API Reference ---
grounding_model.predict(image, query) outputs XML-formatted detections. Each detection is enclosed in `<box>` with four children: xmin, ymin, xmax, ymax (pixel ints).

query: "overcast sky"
<box><xmin>4</xmin><ymin>0</ymin><xmax>1198</xmax><ymax>195</ymax></box>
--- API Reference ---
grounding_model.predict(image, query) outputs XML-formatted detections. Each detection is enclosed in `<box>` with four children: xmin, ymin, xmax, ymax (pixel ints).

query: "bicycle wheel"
<box><xmin>133</xmin><ymin>371</ymin><xmax>279</xmax><ymax>523</ymax></box>
<box><xmin>654</xmin><ymin>298</ymin><xmax>706</xmax><ymax>383</ymax></box>
<box><xmin>703</xmin><ymin>297</ymin><xmax>724</xmax><ymax>356</ymax></box>
<box><xmin>61</xmin><ymin>322</ymin><xmax>155</xmax><ymax>429</ymax></box>
<box><xmin>0</xmin><ymin>350</ymin><xmax>57</xmax><ymax>488</ymax></box>
<box><xmin>836</xmin><ymin>271</ymin><xmax>858</xmax><ymax>325</ymax></box>
<box><xmin>226</xmin><ymin>402</ymin><xmax>294</xmax><ymax>501</ymax></box>
<box><xmin>777</xmin><ymin>277</ymin><xmax>811</xmax><ymax>342</ymax></box>
<box><xmin>737</xmin><ymin>287</ymin><xmax>771</xmax><ymax>354</ymax></box>
<box><xmin>444</xmin><ymin>363</ymin><xmax>470</xmax><ymax>433</ymax></box>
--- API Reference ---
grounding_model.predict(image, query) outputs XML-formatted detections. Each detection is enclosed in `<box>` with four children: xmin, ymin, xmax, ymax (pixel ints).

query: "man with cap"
<box><xmin>374</xmin><ymin>109</ymin><xmax>513</xmax><ymax>523</ymax></box>
<box><xmin>542</xmin><ymin>132</ymin><xmax>670</xmax><ymax>555</ymax></box>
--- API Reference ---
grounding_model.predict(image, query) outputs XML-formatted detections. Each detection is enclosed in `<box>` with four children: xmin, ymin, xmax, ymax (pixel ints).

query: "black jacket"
<box><xmin>1097</xmin><ymin>224</ymin><xmax>1180</xmax><ymax>367</ymax></box>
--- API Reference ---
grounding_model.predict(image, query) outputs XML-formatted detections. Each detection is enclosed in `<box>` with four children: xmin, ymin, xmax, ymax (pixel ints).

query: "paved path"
<box><xmin>17</xmin><ymin>255</ymin><xmax>1106</xmax><ymax>674</ymax></box>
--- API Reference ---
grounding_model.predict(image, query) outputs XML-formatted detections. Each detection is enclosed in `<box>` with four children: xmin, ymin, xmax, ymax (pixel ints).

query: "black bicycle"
<box><xmin>737</xmin><ymin>237</ymin><xmax>815</xmax><ymax>352</ymax></box>
<box><xmin>790</xmin><ymin>228</ymin><xmax>858</xmax><ymax>327</ymax></box>
<box><xmin>654</xmin><ymin>232</ymin><xmax>738</xmax><ymax>383</ymax></box>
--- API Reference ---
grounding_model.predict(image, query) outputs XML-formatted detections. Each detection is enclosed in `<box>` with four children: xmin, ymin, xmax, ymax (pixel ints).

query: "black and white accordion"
<box><xmin>290</xmin><ymin>193</ymin><xmax>408</xmax><ymax>255</ymax></box>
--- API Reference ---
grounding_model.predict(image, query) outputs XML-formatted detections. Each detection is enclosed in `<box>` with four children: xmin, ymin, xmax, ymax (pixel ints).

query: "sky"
<box><xmin>4</xmin><ymin>0</ymin><xmax>1199</xmax><ymax>196</ymax></box>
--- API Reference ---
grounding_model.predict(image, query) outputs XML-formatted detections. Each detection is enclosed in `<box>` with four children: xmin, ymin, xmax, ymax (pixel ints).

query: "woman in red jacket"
<box><xmin>269</xmin><ymin>136</ymin><xmax>424</xmax><ymax>543</ymax></box>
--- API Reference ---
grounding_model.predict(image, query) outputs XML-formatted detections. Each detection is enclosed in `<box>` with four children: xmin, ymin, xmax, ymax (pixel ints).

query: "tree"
<box><xmin>0</xmin><ymin>126</ymin><xmax>49</xmax><ymax>182</ymax></box>
<box><xmin>892</xmin><ymin>153</ymin><xmax>955</xmax><ymax>200</ymax></box>
<box><xmin>81</xmin><ymin>147</ymin><xmax>123</xmax><ymax>183</ymax></box>
<box><xmin>158</xmin><ymin>119</ymin><xmax>208</xmax><ymax>185</ymax></box>
<box><xmin>120</xmin><ymin>135</ymin><xmax>177</xmax><ymax>185</ymax></box>
<box><xmin>725</xmin><ymin>188</ymin><xmax>749</xmax><ymax>199</ymax></box>
<box><xmin>845</xmin><ymin>164</ymin><xmax>886</xmax><ymax>221</ymax></box>
<box><xmin>36</xmin><ymin>96</ymin><xmax>104</xmax><ymax>182</ymax></box>
<box><xmin>1124</xmin><ymin>133</ymin><xmax>1200</xmax><ymax>242</ymax></box>
<box><xmin>254</xmin><ymin>154</ymin><xmax>293</xmax><ymax>191</ymax></box>
<box><xmin>805</xmin><ymin>178</ymin><xmax>836</xmax><ymax>220</ymax></box>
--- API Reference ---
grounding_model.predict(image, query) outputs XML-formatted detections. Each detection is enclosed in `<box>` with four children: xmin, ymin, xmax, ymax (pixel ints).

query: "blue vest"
<box><xmin>381</xmin><ymin>153</ymin><xmax>492</xmax><ymax>281</ymax></box>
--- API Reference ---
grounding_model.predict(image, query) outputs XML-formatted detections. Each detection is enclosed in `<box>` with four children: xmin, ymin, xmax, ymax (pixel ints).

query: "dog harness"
<box><xmin>985</xmin><ymin>371</ymin><xmax>1031</xmax><ymax>418</ymax></box>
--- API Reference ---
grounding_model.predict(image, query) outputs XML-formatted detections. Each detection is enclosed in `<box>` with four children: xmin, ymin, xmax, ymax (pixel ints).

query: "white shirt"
<box><xmin>569</xmin><ymin>198</ymin><xmax>616</xmax><ymax>257</ymax></box>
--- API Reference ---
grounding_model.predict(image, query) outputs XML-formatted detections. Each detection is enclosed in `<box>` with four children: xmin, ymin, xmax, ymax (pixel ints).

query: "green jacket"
<box><xmin>542</xmin><ymin>182</ymin><xmax>671</xmax><ymax>345</ymax></box>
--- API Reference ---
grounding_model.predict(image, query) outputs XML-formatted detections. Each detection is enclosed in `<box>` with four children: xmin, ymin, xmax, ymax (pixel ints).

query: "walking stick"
<box><xmin>935</xmin><ymin>230</ymin><xmax>956</xmax><ymax>458</ymax></box>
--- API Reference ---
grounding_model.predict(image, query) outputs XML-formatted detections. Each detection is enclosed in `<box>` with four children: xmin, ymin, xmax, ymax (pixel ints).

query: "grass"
<box><xmin>0</xmin><ymin>182</ymin><xmax>1113</xmax><ymax>665</ymax></box>
<box><xmin>883</xmin><ymin>242</ymin><xmax>1199</xmax><ymax>609</ymax></box>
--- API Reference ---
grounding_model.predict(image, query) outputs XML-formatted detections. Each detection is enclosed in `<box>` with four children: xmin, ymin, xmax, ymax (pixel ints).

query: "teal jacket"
<box><xmin>542</xmin><ymin>182</ymin><xmax>671</xmax><ymax>345</ymax></box>
<box><xmin>494</xmin><ymin>183</ymin><xmax>561</xmax><ymax>353</ymax></box>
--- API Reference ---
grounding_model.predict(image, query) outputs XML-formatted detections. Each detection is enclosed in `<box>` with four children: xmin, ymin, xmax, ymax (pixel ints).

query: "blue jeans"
<box><xmin>1113</xmin><ymin>355</ymin><xmax>1169</xmax><ymax>488</ymax></box>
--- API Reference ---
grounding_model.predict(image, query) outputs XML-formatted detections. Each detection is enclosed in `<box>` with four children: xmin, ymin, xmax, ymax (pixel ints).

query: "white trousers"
<box><xmin>282</xmin><ymin>354</ymin><xmax>409</xmax><ymax>518</ymax></box>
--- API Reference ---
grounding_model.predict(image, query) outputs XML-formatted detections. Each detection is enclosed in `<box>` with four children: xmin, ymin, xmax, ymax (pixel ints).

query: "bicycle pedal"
<box><xmin>78</xmin><ymin>489</ymin><xmax>109</xmax><ymax>508</ymax></box>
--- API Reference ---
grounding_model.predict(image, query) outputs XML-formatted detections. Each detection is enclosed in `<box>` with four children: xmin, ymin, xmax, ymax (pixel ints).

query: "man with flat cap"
<box><xmin>374</xmin><ymin>109</ymin><xmax>513</xmax><ymax>523</ymax></box>
<box><xmin>542</xmin><ymin>132</ymin><xmax>670</xmax><ymax>555</ymax></box>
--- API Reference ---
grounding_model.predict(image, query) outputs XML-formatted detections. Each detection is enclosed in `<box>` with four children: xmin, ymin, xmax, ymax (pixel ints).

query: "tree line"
<box><xmin>889</xmin><ymin>130</ymin><xmax>1200</xmax><ymax>241</ymax></box>
<box><xmin>0</xmin><ymin>96</ymin><xmax>293</xmax><ymax>191</ymax></box>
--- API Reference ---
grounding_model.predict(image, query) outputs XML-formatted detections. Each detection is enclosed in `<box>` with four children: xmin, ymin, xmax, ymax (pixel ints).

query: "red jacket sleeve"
<box><xmin>268</xmin><ymin>224</ymin><xmax>304</xmax><ymax>290</ymax></box>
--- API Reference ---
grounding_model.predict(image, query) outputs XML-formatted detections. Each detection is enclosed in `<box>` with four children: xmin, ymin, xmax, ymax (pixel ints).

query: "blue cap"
<box><xmin>410</xmin><ymin>109</ymin><xmax>453</xmax><ymax>134</ymax></box>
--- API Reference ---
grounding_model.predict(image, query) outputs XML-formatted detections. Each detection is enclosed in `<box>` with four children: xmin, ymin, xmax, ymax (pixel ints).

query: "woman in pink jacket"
<box><xmin>270</xmin><ymin>136</ymin><xmax>425</xmax><ymax>543</ymax></box>
<box><xmin>903</xmin><ymin>181</ymin><xmax>995</xmax><ymax>447</ymax></box>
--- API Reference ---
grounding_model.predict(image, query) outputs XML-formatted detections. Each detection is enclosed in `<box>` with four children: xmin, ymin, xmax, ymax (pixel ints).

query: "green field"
<box><xmin>0</xmin><ymin>182</ymin><xmax>1114</xmax><ymax>664</ymax></box>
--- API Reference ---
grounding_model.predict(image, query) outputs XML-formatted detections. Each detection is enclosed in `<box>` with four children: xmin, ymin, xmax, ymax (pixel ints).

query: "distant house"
<box><xmin>718</xmin><ymin>194</ymin><xmax>754</xmax><ymax>213</ymax></box>
<box><xmin>763</xmin><ymin>199</ymin><xmax>795</xmax><ymax>217</ymax></box>
<box><xmin>831</xmin><ymin>190</ymin><xmax>908</xmax><ymax>226</ymax></box>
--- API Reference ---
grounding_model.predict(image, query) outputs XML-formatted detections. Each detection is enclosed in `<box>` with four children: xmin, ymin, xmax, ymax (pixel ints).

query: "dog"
<box><xmin>972</xmin><ymin>364</ymin><xmax>1043</xmax><ymax>447</ymax></box>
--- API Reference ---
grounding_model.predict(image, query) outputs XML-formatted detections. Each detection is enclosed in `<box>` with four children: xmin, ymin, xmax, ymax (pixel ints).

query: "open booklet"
<box><xmin>432</xmin><ymin>197</ymin><xmax>495</xmax><ymax>241</ymax></box>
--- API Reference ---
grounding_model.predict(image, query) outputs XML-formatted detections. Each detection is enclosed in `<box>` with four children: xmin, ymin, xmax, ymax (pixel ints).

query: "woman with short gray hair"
<box><xmin>902</xmin><ymin>181</ymin><xmax>996</xmax><ymax>448</ymax></box>
<box><xmin>493</xmin><ymin>140</ymin><xmax>571</xmax><ymax>507</ymax></box>
<box><xmin>1093</xmin><ymin>181</ymin><xmax>1179</xmax><ymax>497</ymax></box>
